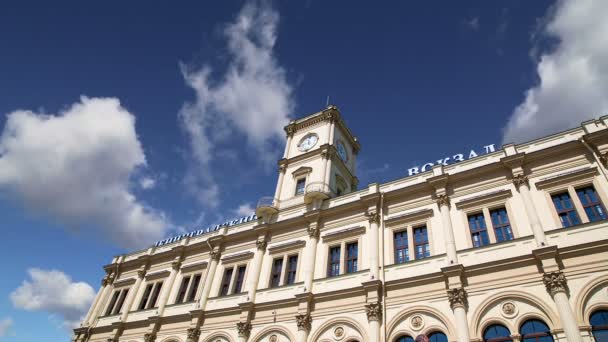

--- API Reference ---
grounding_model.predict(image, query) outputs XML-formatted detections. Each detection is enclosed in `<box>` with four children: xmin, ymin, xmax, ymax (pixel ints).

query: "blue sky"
<box><xmin>1</xmin><ymin>1</ymin><xmax>607</xmax><ymax>341</ymax></box>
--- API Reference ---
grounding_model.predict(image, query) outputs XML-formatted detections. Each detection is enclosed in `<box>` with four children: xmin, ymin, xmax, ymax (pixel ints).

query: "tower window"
<box><xmin>295</xmin><ymin>178</ymin><xmax>306</xmax><ymax>195</ymax></box>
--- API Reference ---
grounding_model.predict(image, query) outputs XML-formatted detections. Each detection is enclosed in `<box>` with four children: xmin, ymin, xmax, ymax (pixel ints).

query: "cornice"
<box><xmin>321</xmin><ymin>226</ymin><xmax>365</xmax><ymax>242</ymax></box>
<box><xmin>454</xmin><ymin>189</ymin><xmax>512</xmax><ymax>210</ymax></box>
<box><xmin>267</xmin><ymin>240</ymin><xmax>306</xmax><ymax>254</ymax></box>
<box><xmin>534</xmin><ymin>166</ymin><xmax>597</xmax><ymax>190</ymax></box>
<box><xmin>221</xmin><ymin>251</ymin><xmax>255</xmax><ymax>264</ymax></box>
<box><xmin>384</xmin><ymin>208</ymin><xmax>433</xmax><ymax>226</ymax></box>
<box><xmin>145</xmin><ymin>270</ymin><xmax>170</xmax><ymax>281</ymax></box>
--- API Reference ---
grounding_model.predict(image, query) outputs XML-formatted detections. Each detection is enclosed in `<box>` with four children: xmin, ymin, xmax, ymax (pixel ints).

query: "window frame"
<box><xmin>327</xmin><ymin>245</ymin><xmax>341</xmax><ymax>277</ymax></box>
<box><xmin>576</xmin><ymin>185</ymin><xmax>607</xmax><ymax>222</ymax></box>
<box><xmin>269</xmin><ymin>257</ymin><xmax>284</xmax><ymax>288</ymax></box>
<box><xmin>385</xmin><ymin>209</ymin><xmax>434</xmax><ymax>264</ymax></box>
<box><xmin>467</xmin><ymin>212</ymin><xmax>491</xmax><ymax>248</ymax></box>
<box><xmin>413</xmin><ymin>225</ymin><xmax>431</xmax><ymax>259</ymax></box>
<box><xmin>393</xmin><ymin>229</ymin><xmax>409</xmax><ymax>264</ymax></box>
<box><xmin>295</xmin><ymin>177</ymin><xmax>307</xmax><ymax>196</ymax></box>
<box><xmin>265</xmin><ymin>241</ymin><xmax>304</xmax><ymax>288</ymax></box>
<box><xmin>174</xmin><ymin>271</ymin><xmax>204</xmax><ymax>304</ymax></box>
<box><xmin>345</xmin><ymin>241</ymin><xmax>358</xmax><ymax>274</ymax></box>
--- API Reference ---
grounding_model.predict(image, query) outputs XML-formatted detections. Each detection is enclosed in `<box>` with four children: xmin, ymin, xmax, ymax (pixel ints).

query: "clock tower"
<box><xmin>256</xmin><ymin>105</ymin><xmax>360</xmax><ymax>217</ymax></box>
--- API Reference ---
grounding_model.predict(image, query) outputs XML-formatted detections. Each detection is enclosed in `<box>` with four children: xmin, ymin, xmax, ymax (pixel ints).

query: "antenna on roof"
<box><xmin>326</xmin><ymin>95</ymin><xmax>330</xmax><ymax>107</ymax></box>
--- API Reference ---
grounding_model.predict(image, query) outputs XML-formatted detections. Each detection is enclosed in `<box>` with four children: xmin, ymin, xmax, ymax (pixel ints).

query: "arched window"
<box><xmin>484</xmin><ymin>324</ymin><xmax>512</xmax><ymax>342</ymax></box>
<box><xmin>396</xmin><ymin>336</ymin><xmax>414</xmax><ymax>342</ymax></box>
<box><xmin>520</xmin><ymin>319</ymin><xmax>553</xmax><ymax>342</ymax></box>
<box><xmin>590</xmin><ymin>310</ymin><xmax>608</xmax><ymax>342</ymax></box>
<box><xmin>428</xmin><ymin>332</ymin><xmax>448</xmax><ymax>342</ymax></box>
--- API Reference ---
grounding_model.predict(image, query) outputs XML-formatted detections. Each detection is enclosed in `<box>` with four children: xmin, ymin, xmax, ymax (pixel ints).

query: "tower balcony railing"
<box><xmin>255</xmin><ymin>196</ymin><xmax>280</xmax><ymax>217</ymax></box>
<box><xmin>304</xmin><ymin>182</ymin><xmax>333</xmax><ymax>204</ymax></box>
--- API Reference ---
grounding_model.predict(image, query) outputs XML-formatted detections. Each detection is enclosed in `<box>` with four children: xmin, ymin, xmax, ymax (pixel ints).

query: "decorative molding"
<box><xmin>436</xmin><ymin>194</ymin><xmax>450</xmax><ymax>207</ymax></box>
<box><xmin>180</xmin><ymin>261</ymin><xmax>208</xmax><ymax>273</ymax></box>
<box><xmin>454</xmin><ymin>189</ymin><xmax>512</xmax><ymax>210</ymax></box>
<box><xmin>307</xmin><ymin>225</ymin><xmax>321</xmax><ymax>239</ymax></box>
<box><xmin>210</xmin><ymin>250</ymin><xmax>221</xmax><ymax>261</ymax></box>
<box><xmin>321</xmin><ymin>226</ymin><xmax>365</xmax><ymax>242</ymax></box>
<box><xmin>365</xmin><ymin>302</ymin><xmax>382</xmax><ymax>322</ymax></box>
<box><xmin>367</xmin><ymin>212</ymin><xmax>380</xmax><ymax>224</ymax></box>
<box><xmin>143</xmin><ymin>333</ymin><xmax>156</xmax><ymax>342</ymax></box>
<box><xmin>447</xmin><ymin>287</ymin><xmax>468</xmax><ymax>310</ymax></box>
<box><xmin>112</xmin><ymin>277</ymin><xmax>136</xmax><ymax>288</ymax></box>
<box><xmin>137</xmin><ymin>269</ymin><xmax>146</xmax><ymax>278</ymax></box>
<box><xmin>292</xmin><ymin>166</ymin><xmax>312</xmax><ymax>178</ymax></box>
<box><xmin>501</xmin><ymin>302</ymin><xmax>518</xmax><ymax>318</ymax></box>
<box><xmin>145</xmin><ymin>270</ymin><xmax>170</xmax><ymax>281</ymax></box>
<box><xmin>186</xmin><ymin>328</ymin><xmax>201</xmax><ymax>342</ymax></box>
<box><xmin>101</xmin><ymin>273</ymin><xmax>115</xmax><ymax>287</ymax></box>
<box><xmin>296</xmin><ymin>313</ymin><xmax>312</xmax><ymax>331</ymax></box>
<box><xmin>256</xmin><ymin>238</ymin><xmax>268</xmax><ymax>251</ymax></box>
<box><xmin>236</xmin><ymin>322</ymin><xmax>252</xmax><ymax>338</ymax></box>
<box><xmin>543</xmin><ymin>271</ymin><xmax>569</xmax><ymax>297</ymax></box>
<box><xmin>410</xmin><ymin>315</ymin><xmax>424</xmax><ymax>331</ymax></box>
<box><xmin>268</xmin><ymin>240</ymin><xmax>306</xmax><ymax>255</ymax></box>
<box><xmin>535</xmin><ymin>167</ymin><xmax>597</xmax><ymax>190</ymax></box>
<box><xmin>512</xmin><ymin>174</ymin><xmax>529</xmax><ymax>188</ymax></box>
<box><xmin>221</xmin><ymin>251</ymin><xmax>254</xmax><ymax>264</ymax></box>
<box><xmin>384</xmin><ymin>208</ymin><xmax>433</xmax><ymax>227</ymax></box>
<box><xmin>171</xmin><ymin>260</ymin><xmax>181</xmax><ymax>270</ymax></box>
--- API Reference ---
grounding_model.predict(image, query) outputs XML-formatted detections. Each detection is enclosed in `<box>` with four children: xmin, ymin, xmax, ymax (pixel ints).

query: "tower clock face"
<box><xmin>297</xmin><ymin>133</ymin><xmax>318</xmax><ymax>152</ymax></box>
<box><xmin>336</xmin><ymin>141</ymin><xmax>348</xmax><ymax>161</ymax></box>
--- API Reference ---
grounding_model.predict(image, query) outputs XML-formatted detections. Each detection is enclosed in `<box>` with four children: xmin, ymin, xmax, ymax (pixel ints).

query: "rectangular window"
<box><xmin>175</xmin><ymin>276</ymin><xmax>191</xmax><ymax>304</ymax></box>
<box><xmin>468</xmin><ymin>213</ymin><xmax>490</xmax><ymax>247</ymax></box>
<box><xmin>394</xmin><ymin>230</ymin><xmax>409</xmax><ymax>264</ymax></box>
<box><xmin>346</xmin><ymin>242</ymin><xmax>358</xmax><ymax>273</ymax></box>
<box><xmin>576</xmin><ymin>186</ymin><xmax>607</xmax><ymax>222</ymax></box>
<box><xmin>552</xmin><ymin>192</ymin><xmax>581</xmax><ymax>227</ymax></box>
<box><xmin>105</xmin><ymin>291</ymin><xmax>120</xmax><ymax>316</ymax></box>
<box><xmin>147</xmin><ymin>282</ymin><xmax>163</xmax><ymax>309</ymax></box>
<box><xmin>295</xmin><ymin>178</ymin><xmax>306</xmax><ymax>195</ymax></box>
<box><xmin>112</xmin><ymin>289</ymin><xmax>129</xmax><ymax>314</ymax></box>
<box><xmin>270</xmin><ymin>258</ymin><xmax>283</xmax><ymax>288</ymax></box>
<box><xmin>220</xmin><ymin>268</ymin><xmax>233</xmax><ymax>296</ymax></box>
<box><xmin>414</xmin><ymin>226</ymin><xmax>430</xmax><ymax>259</ymax></box>
<box><xmin>490</xmin><ymin>208</ymin><xmax>514</xmax><ymax>242</ymax></box>
<box><xmin>138</xmin><ymin>284</ymin><xmax>153</xmax><ymax>310</ymax></box>
<box><xmin>328</xmin><ymin>246</ymin><xmax>341</xmax><ymax>277</ymax></box>
<box><xmin>285</xmin><ymin>255</ymin><xmax>298</xmax><ymax>285</ymax></box>
<box><xmin>234</xmin><ymin>266</ymin><xmax>246</xmax><ymax>294</ymax></box>
<box><xmin>186</xmin><ymin>274</ymin><xmax>202</xmax><ymax>302</ymax></box>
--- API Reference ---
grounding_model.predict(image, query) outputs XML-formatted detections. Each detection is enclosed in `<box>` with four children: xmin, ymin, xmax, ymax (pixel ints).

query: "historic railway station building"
<box><xmin>74</xmin><ymin>106</ymin><xmax>608</xmax><ymax>342</ymax></box>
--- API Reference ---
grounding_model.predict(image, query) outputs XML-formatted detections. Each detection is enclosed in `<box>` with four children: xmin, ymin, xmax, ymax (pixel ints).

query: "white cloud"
<box><xmin>179</xmin><ymin>1</ymin><xmax>293</xmax><ymax>208</ymax></box>
<box><xmin>233</xmin><ymin>202</ymin><xmax>255</xmax><ymax>217</ymax></box>
<box><xmin>139</xmin><ymin>176</ymin><xmax>156</xmax><ymax>190</ymax></box>
<box><xmin>0</xmin><ymin>318</ymin><xmax>13</xmax><ymax>337</ymax></box>
<box><xmin>503</xmin><ymin>0</ymin><xmax>608</xmax><ymax>144</ymax></box>
<box><xmin>10</xmin><ymin>268</ymin><xmax>95</xmax><ymax>329</ymax></box>
<box><xmin>0</xmin><ymin>96</ymin><xmax>169</xmax><ymax>249</ymax></box>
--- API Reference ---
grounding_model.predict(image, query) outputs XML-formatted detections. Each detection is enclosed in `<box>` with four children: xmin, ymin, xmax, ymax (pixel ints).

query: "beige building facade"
<box><xmin>74</xmin><ymin>106</ymin><xmax>608</xmax><ymax>342</ymax></box>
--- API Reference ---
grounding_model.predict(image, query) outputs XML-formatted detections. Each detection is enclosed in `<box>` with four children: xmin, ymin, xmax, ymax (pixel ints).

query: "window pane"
<box><xmin>175</xmin><ymin>276</ymin><xmax>190</xmax><ymax>304</ymax></box>
<box><xmin>396</xmin><ymin>336</ymin><xmax>414</xmax><ymax>342</ymax></box>
<box><xmin>490</xmin><ymin>208</ymin><xmax>513</xmax><ymax>242</ymax></box>
<box><xmin>270</xmin><ymin>258</ymin><xmax>283</xmax><ymax>287</ymax></box>
<box><xmin>296</xmin><ymin>179</ymin><xmax>306</xmax><ymax>195</ymax></box>
<box><xmin>520</xmin><ymin>319</ymin><xmax>553</xmax><ymax>342</ymax></box>
<box><xmin>138</xmin><ymin>284</ymin><xmax>153</xmax><ymax>310</ymax></box>
<box><xmin>414</xmin><ymin>226</ymin><xmax>430</xmax><ymax>259</ymax></box>
<box><xmin>186</xmin><ymin>274</ymin><xmax>202</xmax><ymax>302</ymax></box>
<box><xmin>113</xmin><ymin>289</ymin><xmax>129</xmax><ymax>314</ymax></box>
<box><xmin>234</xmin><ymin>266</ymin><xmax>246</xmax><ymax>293</ymax></box>
<box><xmin>484</xmin><ymin>324</ymin><xmax>512</xmax><ymax>342</ymax></box>
<box><xmin>286</xmin><ymin>255</ymin><xmax>298</xmax><ymax>285</ymax></box>
<box><xmin>429</xmin><ymin>332</ymin><xmax>448</xmax><ymax>342</ymax></box>
<box><xmin>394</xmin><ymin>231</ymin><xmax>409</xmax><ymax>264</ymax></box>
<box><xmin>552</xmin><ymin>192</ymin><xmax>581</xmax><ymax>227</ymax></box>
<box><xmin>105</xmin><ymin>291</ymin><xmax>120</xmax><ymax>315</ymax></box>
<box><xmin>328</xmin><ymin>246</ymin><xmax>341</xmax><ymax>277</ymax></box>
<box><xmin>346</xmin><ymin>242</ymin><xmax>358</xmax><ymax>273</ymax></box>
<box><xmin>577</xmin><ymin>186</ymin><xmax>607</xmax><ymax>222</ymax></box>
<box><xmin>148</xmin><ymin>282</ymin><xmax>163</xmax><ymax>309</ymax></box>
<box><xmin>220</xmin><ymin>268</ymin><xmax>233</xmax><ymax>296</ymax></box>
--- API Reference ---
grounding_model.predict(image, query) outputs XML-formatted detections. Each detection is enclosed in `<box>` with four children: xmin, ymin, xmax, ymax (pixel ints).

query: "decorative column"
<box><xmin>236</xmin><ymin>321</ymin><xmax>252</xmax><ymax>342</ymax></box>
<box><xmin>367</xmin><ymin>212</ymin><xmax>380</xmax><ymax>280</ymax></box>
<box><xmin>296</xmin><ymin>313</ymin><xmax>312</xmax><ymax>342</ymax></box>
<box><xmin>513</xmin><ymin>175</ymin><xmax>547</xmax><ymax>246</ymax></box>
<box><xmin>543</xmin><ymin>272</ymin><xmax>582</xmax><ymax>342</ymax></box>
<box><xmin>365</xmin><ymin>302</ymin><xmax>382</xmax><ymax>342</ymax></box>
<box><xmin>447</xmin><ymin>288</ymin><xmax>470</xmax><ymax>342</ymax></box>
<box><xmin>247</xmin><ymin>236</ymin><xmax>267</xmax><ymax>303</ymax></box>
<box><xmin>437</xmin><ymin>195</ymin><xmax>458</xmax><ymax>264</ymax></box>
<box><xmin>84</xmin><ymin>273</ymin><xmax>115</xmax><ymax>325</ymax></box>
<box><xmin>303</xmin><ymin>221</ymin><xmax>320</xmax><ymax>292</ymax></box>
<box><xmin>198</xmin><ymin>250</ymin><xmax>221</xmax><ymax>310</ymax></box>
<box><xmin>322</xmin><ymin>148</ymin><xmax>332</xmax><ymax>192</ymax></box>
<box><xmin>157</xmin><ymin>258</ymin><xmax>181</xmax><ymax>316</ymax></box>
<box><xmin>186</xmin><ymin>328</ymin><xmax>201</xmax><ymax>342</ymax></box>
<box><xmin>120</xmin><ymin>268</ymin><xmax>146</xmax><ymax>322</ymax></box>
<box><xmin>273</xmin><ymin>164</ymin><xmax>287</xmax><ymax>202</ymax></box>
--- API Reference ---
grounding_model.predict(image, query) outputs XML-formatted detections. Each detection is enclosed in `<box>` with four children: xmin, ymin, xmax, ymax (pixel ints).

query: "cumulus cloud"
<box><xmin>233</xmin><ymin>202</ymin><xmax>255</xmax><ymax>216</ymax></box>
<box><xmin>139</xmin><ymin>176</ymin><xmax>156</xmax><ymax>190</ymax></box>
<box><xmin>503</xmin><ymin>0</ymin><xmax>608</xmax><ymax>143</ymax></box>
<box><xmin>10</xmin><ymin>268</ymin><xmax>95</xmax><ymax>329</ymax></box>
<box><xmin>0</xmin><ymin>318</ymin><xmax>13</xmax><ymax>337</ymax></box>
<box><xmin>179</xmin><ymin>1</ymin><xmax>293</xmax><ymax>208</ymax></box>
<box><xmin>0</xmin><ymin>96</ymin><xmax>169</xmax><ymax>249</ymax></box>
